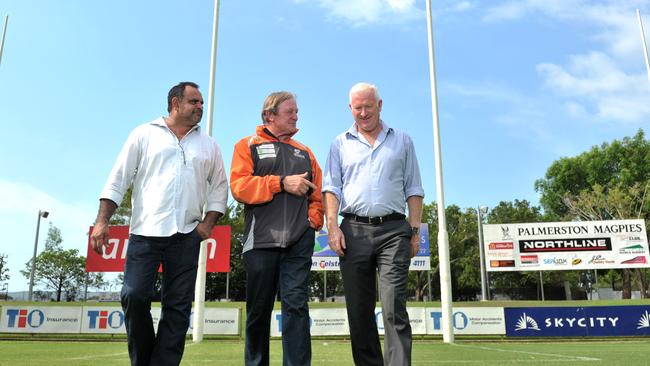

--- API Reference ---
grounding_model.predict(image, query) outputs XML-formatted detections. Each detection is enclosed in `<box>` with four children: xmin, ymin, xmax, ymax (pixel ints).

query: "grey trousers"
<box><xmin>339</xmin><ymin>218</ymin><xmax>413</xmax><ymax>366</ymax></box>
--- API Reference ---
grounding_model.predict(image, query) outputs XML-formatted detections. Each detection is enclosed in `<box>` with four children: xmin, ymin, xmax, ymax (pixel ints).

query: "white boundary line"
<box><xmin>66</xmin><ymin>342</ymin><xmax>198</xmax><ymax>361</ymax></box>
<box><xmin>454</xmin><ymin>343</ymin><xmax>600</xmax><ymax>362</ymax></box>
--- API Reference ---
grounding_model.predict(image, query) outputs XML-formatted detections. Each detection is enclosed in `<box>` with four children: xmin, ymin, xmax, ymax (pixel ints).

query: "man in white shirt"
<box><xmin>90</xmin><ymin>82</ymin><xmax>228</xmax><ymax>366</ymax></box>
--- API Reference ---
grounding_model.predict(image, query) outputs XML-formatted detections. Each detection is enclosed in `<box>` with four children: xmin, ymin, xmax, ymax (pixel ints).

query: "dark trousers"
<box><xmin>121</xmin><ymin>230</ymin><xmax>202</xmax><ymax>366</ymax></box>
<box><xmin>340</xmin><ymin>219</ymin><xmax>412</xmax><ymax>366</ymax></box>
<box><xmin>243</xmin><ymin>227</ymin><xmax>315</xmax><ymax>366</ymax></box>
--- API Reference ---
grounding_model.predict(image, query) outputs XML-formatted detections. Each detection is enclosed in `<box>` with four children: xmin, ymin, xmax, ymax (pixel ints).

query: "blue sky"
<box><xmin>1</xmin><ymin>0</ymin><xmax>649</xmax><ymax>292</ymax></box>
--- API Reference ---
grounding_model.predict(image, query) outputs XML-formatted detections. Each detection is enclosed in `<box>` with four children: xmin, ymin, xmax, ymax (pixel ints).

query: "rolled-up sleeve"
<box><xmin>403</xmin><ymin>134</ymin><xmax>425</xmax><ymax>199</ymax></box>
<box><xmin>99</xmin><ymin>128</ymin><xmax>142</xmax><ymax>206</ymax></box>
<box><xmin>322</xmin><ymin>138</ymin><xmax>343</xmax><ymax>202</ymax></box>
<box><xmin>205</xmin><ymin>142</ymin><xmax>229</xmax><ymax>214</ymax></box>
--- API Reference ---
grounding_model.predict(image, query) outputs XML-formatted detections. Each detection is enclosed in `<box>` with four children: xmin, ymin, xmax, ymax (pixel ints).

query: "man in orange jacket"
<box><xmin>230</xmin><ymin>91</ymin><xmax>323</xmax><ymax>366</ymax></box>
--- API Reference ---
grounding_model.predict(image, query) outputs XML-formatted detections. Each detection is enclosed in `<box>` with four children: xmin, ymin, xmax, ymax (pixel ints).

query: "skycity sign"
<box><xmin>483</xmin><ymin>219</ymin><xmax>649</xmax><ymax>271</ymax></box>
<box><xmin>505</xmin><ymin>306</ymin><xmax>650</xmax><ymax>337</ymax></box>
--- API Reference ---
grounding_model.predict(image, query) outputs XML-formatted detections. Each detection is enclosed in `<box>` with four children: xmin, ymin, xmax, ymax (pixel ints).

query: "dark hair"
<box><xmin>167</xmin><ymin>81</ymin><xmax>200</xmax><ymax>112</ymax></box>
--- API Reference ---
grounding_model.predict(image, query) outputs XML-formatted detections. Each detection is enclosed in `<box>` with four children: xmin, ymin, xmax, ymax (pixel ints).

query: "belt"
<box><xmin>342</xmin><ymin>212</ymin><xmax>405</xmax><ymax>224</ymax></box>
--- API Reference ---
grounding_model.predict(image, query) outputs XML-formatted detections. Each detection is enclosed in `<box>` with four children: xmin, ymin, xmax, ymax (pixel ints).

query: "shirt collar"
<box><xmin>256</xmin><ymin>124</ymin><xmax>298</xmax><ymax>141</ymax></box>
<box><xmin>152</xmin><ymin>116</ymin><xmax>201</xmax><ymax>133</ymax></box>
<box><xmin>346</xmin><ymin>120</ymin><xmax>392</xmax><ymax>138</ymax></box>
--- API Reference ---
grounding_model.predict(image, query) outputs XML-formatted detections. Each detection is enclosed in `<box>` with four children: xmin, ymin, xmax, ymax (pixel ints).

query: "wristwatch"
<box><xmin>410</xmin><ymin>226</ymin><xmax>420</xmax><ymax>237</ymax></box>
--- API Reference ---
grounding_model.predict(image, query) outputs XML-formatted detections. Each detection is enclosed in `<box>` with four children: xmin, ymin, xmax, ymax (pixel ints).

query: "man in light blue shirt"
<box><xmin>323</xmin><ymin>82</ymin><xmax>424</xmax><ymax>366</ymax></box>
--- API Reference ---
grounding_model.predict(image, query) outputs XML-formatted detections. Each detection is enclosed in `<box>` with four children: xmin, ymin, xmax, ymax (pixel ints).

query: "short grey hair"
<box><xmin>349</xmin><ymin>82</ymin><xmax>380</xmax><ymax>103</ymax></box>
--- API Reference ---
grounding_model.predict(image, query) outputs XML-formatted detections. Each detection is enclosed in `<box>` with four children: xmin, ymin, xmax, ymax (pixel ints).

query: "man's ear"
<box><xmin>263</xmin><ymin>111</ymin><xmax>273</xmax><ymax>124</ymax></box>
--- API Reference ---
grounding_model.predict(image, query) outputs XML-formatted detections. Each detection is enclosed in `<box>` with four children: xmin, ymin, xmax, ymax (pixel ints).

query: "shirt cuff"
<box><xmin>321</xmin><ymin>186</ymin><xmax>342</xmax><ymax>202</ymax></box>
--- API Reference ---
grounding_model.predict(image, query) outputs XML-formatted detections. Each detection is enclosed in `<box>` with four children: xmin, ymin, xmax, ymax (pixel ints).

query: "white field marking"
<box><xmin>66</xmin><ymin>351</ymin><xmax>129</xmax><ymax>361</ymax></box>
<box><xmin>454</xmin><ymin>343</ymin><xmax>600</xmax><ymax>362</ymax></box>
<box><xmin>66</xmin><ymin>342</ymin><xmax>198</xmax><ymax>361</ymax></box>
<box><xmin>417</xmin><ymin>361</ymin><xmax>598</xmax><ymax>364</ymax></box>
<box><xmin>182</xmin><ymin>360</ymin><xmax>591</xmax><ymax>365</ymax></box>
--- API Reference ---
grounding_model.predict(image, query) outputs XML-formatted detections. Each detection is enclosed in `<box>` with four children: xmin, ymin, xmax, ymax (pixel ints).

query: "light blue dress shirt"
<box><xmin>322</xmin><ymin>121</ymin><xmax>424</xmax><ymax>217</ymax></box>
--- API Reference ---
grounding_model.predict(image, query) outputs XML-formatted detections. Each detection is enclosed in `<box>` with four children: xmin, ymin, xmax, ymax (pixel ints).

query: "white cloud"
<box><xmin>387</xmin><ymin>0</ymin><xmax>415</xmax><ymax>12</ymax></box>
<box><xmin>0</xmin><ymin>179</ymin><xmax>96</xmax><ymax>293</ymax></box>
<box><xmin>295</xmin><ymin>0</ymin><xmax>421</xmax><ymax>26</ymax></box>
<box><xmin>484</xmin><ymin>0</ymin><xmax>650</xmax><ymax>123</ymax></box>
<box><xmin>538</xmin><ymin>52</ymin><xmax>650</xmax><ymax>122</ymax></box>
<box><xmin>453</xmin><ymin>1</ymin><xmax>474</xmax><ymax>12</ymax></box>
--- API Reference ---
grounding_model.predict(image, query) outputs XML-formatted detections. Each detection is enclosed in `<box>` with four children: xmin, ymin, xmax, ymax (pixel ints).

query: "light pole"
<box><xmin>0</xmin><ymin>15</ymin><xmax>8</xmax><ymax>66</ymax></box>
<box><xmin>477</xmin><ymin>206</ymin><xmax>489</xmax><ymax>301</ymax></box>
<box><xmin>28</xmin><ymin>210</ymin><xmax>49</xmax><ymax>301</ymax></box>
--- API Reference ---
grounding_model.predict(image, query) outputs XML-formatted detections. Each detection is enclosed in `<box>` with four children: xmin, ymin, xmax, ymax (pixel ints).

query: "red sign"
<box><xmin>86</xmin><ymin>225</ymin><xmax>231</xmax><ymax>273</ymax></box>
<box><xmin>489</xmin><ymin>242</ymin><xmax>514</xmax><ymax>250</ymax></box>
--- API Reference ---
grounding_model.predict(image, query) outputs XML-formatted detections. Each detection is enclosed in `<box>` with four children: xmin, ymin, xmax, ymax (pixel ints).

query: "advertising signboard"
<box><xmin>484</xmin><ymin>219</ymin><xmax>649</xmax><ymax>271</ymax></box>
<box><xmin>505</xmin><ymin>306</ymin><xmax>650</xmax><ymax>337</ymax></box>
<box><xmin>311</xmin><ymin>223</ymin><xmax>431</xmax><ymax>271</ymax></box>
<box><xmin>86</xmin><ymin>225</ymin><xmax>231</xmax><ymax>272</ymax></box>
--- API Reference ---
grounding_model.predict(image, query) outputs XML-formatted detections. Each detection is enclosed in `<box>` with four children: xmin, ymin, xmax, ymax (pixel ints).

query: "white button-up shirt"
<box><xmin>100</xmin><ymin>117</ymin><xmax>228</xmax><ymax>236</ymax></box>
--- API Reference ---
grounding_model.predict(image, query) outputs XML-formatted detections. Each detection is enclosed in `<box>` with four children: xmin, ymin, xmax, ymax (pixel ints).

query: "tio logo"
<box><xmin>5</xmin><ymin>309</ymin><xmax>45</xmax><ymax>328</ymax></box>
<box><xmin>429</xmin><ymin>311</ymin><xmax>469</xmax><ymax>330</ymax></box>
<box><xmin>87</xmin><ymin>310</ymin><xmax>124</xmax><ymax>329</ymax></box>
<box><xmin>275</xmin><ymin>314</ymin><xmax>313</xmax><ymax>333</ymax></box>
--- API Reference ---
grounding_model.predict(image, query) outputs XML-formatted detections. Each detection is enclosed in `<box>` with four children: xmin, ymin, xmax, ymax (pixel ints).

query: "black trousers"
<box><xmin>121</xmin><ymin>230</ymin><xmax>201</xmax><ymax>366</ymax></box>
<box><xmin>243</xmin><ymin>227</ymin><xmax>315</xmax><ymax>366</ymax></box>
<box><xmin>340</xmin><ymin>218</ymin><xmax>413</xmax><ymax>366</ymax></box>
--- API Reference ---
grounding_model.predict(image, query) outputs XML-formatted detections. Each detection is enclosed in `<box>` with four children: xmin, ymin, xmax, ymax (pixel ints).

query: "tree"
<box><xmin>205</xmin><ymin>203</ymin><xmax>248</xmax><ymax>301</ymax></box>
<box><xmin>425</xmin><ymin>202</ymin><xmax>483</xmax><ymax>301</ymax></box>
<box><xmin>44</xmin><ymin>222</ymin><xmax>63</xmax><ymax>250</ymax></box>
<box><xmin>0</xmin><ymin>253</ymin><xmax>9</xmax><ymax>283</ymax></box>
<box><xmin>110</xmin><ymin>187</ymin><xmax>133</xmax><ymax>225</ymax></box>
<box><xmin>485</xmin><ymin>200</ymin><xmax>552</xmax><ymax>300</ymax></box>
<box><xmin>535</xmin><ymin>130</ymin><xmax>650</xmax><ymax>299</ymax></box>
<box><xmin>21</xmin><ymin>224</ymin><xmax>87</xmax><ymax>301</ymax></box>
<box><xmin>0</xmin><ymin>253</ymin><xmax>9</xmax><ymax>299</ymax></box>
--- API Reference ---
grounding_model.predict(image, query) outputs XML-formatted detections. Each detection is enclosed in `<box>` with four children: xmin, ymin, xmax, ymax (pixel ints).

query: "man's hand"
<box><xmin>328</xmin><ymin>225</ymin><xmax>346</xmax><ymax>257</ymax></box>
<box><xmin>195</xmin><ymin>221</ymin><xmax>213</xmax><ymax>240</ymax></box>
<box><xmin>91</xmin><ymin>199</ymin><xmax>118</xmax><ymax>255</ymax></box>
<box><xmin>91</xmin><ymin>221</ymin><xmax>110</xmax><ymax>255</ymax></box>
<box><xmin>410</xmin><ymin>233</ymin><xmax>420</xmax><ymax>258</ymax></box>
<box><xmin>282</xmin><ymin>172</ymin><xmax>316</xmax><ymax>196</ymax></box>
<box><xmin>195</xmin><ymin>211</ymin><xmax>222</xmax><ymax>240</ymax></box>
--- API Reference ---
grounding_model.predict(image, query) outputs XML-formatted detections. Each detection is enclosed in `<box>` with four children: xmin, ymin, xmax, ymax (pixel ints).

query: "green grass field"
<box><xmin>1</xmin><ymin>339</ymin><xmax>650</xmax><ymax>365</ymax></box>
<box><xmin>4</xmin><ymin>300</ymin><xmax>650</xmax><ymax>365</ymax></box>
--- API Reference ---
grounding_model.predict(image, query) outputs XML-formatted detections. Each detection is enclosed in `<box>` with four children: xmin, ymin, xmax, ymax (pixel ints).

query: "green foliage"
<box><xmin>483</xmin><ymin>200</ymin><xmax>547</xmax><ymax>299</ymax></box>
<box><xmin>205</xmin><ymin>203</ymin><xmax>248</xmax><ymax>301</ymax></box>
<box><xmin>535</xmin><ymin>129</ymin><xmax>650</xmax><ymax>299</ymax></box>
<box><xmin>20</xmin><ymin>225</ymin><xmax>87</xmax><ymax>301</ymax></box>
<box><xmin>110</xmin><ymin>186</ymin><xmax>133</xmax><ymax>225</ymax></box>
<box><xmin>44</xmin><ymin>223</ymin><xmax>63</xmax><ymax>251</ymax></box>
<box><xmin>535</xmin><ymin>129</ymin><xmax>650</xmax><ymax>219</ymax></box>
<box><xmin>0</xmin><ymin>253</ymin><xmax>9</xmax><ymax>283</ymax></box>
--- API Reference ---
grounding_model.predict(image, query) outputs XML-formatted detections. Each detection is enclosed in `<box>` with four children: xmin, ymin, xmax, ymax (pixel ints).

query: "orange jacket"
<box><xmin>230</xmin><ymin>125</ymin><xmax>323</xmax><ymax>251</ymax></box>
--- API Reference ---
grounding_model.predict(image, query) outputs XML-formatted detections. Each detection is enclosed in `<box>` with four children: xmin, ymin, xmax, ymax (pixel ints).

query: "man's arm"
<box><xmin>230</xmin><ymin>139</ymin><xmax>312</xmax><ymax>205</ymax></box>
<box><xmin>306</xmin><ymin>149</ymin><xmax>324</xmax><ymax>230</ymax></box>
<box><xmin>195</xmin><ymin>210</ymin><xmax>223</xmax><ymax>240</ymax></box>
<box><xmin>90</xmin><ymin>199</ymin><xmax>118</xmax><ymax>254</ymax></box>
<box><xmin>324</xmin><ymin>192</ymin><xmax>346</xmax><ymax>257</ymax></box>
<box><xmin>407</xmin><ymin>195</ymin><xmax>423</xmax><ymax>258</ymax></box>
